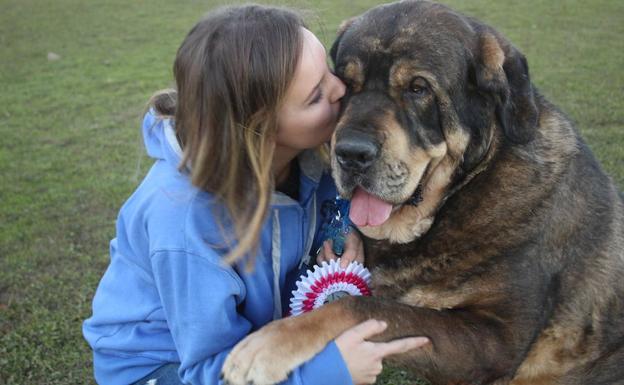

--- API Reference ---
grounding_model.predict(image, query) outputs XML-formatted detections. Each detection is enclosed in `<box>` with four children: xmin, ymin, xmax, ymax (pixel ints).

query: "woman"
<box><xmin>83</xmin><ymin>5</ymin><xmax>427</xmax><ymax>385</ymax></box>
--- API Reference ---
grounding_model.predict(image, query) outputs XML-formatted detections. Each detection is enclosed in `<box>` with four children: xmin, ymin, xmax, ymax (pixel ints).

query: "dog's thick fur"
<box><xmin>222</xmin><ymin>1</ymin><xmax>624</xmax><ymax>384</ymax></box>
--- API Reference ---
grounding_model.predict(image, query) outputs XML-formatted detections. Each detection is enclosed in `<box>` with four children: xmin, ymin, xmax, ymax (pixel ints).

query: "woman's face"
<box><xmin>276</xmin><ymin>28</ymin><xmax>346</xmax><ymax>153</ymax></box>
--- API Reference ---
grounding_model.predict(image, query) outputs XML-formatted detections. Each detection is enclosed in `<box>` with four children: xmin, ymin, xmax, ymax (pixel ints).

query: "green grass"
<box><xmin>1</xmin><ymin>0</ymin><xmax>622</xmax><ymax>384</ymax></box>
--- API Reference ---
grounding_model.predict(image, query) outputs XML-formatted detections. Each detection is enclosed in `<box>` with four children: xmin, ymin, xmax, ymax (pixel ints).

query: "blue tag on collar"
<box><xmin>319</xmin><ymin>196</ymin><xmax>353</xmax><ymax>255</ymax></box>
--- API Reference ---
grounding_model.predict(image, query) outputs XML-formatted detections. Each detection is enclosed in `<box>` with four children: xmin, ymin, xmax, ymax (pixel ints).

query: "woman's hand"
<box><xmin>335</xmin><ymin>319</ymin><xmax>430</xmax><ymax>385</ymax></box>
<box><xmin>316</xmin><ymin>230</ymin><xmax>365</xmax><ymax>268</ymax></box>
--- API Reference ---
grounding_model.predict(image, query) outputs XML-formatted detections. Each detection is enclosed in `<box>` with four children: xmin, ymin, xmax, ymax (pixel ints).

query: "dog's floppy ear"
<box><xmin>475</xmin><ymin>31</ymin><xmax>538</xmax><ymax>144</ymax></box>
<box><xmin>330</xmin><ymin>17</ymin><xmax>356</xmax><ymax>64</ymax></box>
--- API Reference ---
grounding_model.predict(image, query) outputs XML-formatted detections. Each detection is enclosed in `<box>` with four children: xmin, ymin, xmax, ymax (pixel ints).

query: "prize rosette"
<box><xmin>289</xmin><ymin>258</ymin><xmax>372</xmax><ymax>316</ymax></box>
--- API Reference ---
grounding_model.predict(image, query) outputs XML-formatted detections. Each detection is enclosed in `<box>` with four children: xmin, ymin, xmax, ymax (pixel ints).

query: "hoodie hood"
<box><xmin>142</xmin><ymin>109</ymin><xmax>184</xmax><ymax>169</ymax></box>
<box><xmin>141</xmin><ymin>109</ymin><xmax>327</xmax><ymax>200</ymax></box>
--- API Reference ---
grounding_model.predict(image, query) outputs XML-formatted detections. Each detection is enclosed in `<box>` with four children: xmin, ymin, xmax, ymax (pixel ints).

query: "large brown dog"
<box><xmin>222</xmin><ymin>1</ymin><xmax>624</xmax><ymax>384</ymax></box>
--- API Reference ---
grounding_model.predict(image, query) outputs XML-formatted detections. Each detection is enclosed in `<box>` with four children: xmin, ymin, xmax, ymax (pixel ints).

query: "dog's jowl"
<box><xmin>222</xmin><ymin>1</ymin><xmax>624</xmax><ymax>384</ymax></box>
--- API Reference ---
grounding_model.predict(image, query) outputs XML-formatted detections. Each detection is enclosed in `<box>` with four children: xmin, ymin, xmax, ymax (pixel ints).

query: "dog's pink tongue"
<box><xmin>349</xmin><ymin>187</ymin><xmax>393</xmax><ymax>227</ymax></box>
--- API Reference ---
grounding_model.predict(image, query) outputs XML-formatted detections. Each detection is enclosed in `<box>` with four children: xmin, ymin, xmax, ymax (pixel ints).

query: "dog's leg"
<box><xmin>222</xmin><ymin>294</ymin><xmax>525</xmax><ymax>385</ymax></box>
<box><xmin>221</xmin><ymin>301</ymin><xmax>359</xmax><ymax>385</ymax></box>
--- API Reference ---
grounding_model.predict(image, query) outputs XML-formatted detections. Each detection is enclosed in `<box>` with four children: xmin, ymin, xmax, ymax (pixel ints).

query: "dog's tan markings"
<box><xmin>357</xmin><ymin>110</ymin><xmax>438</xmax><ymax>243</ymax></box>
<box><xmin>444</xmin><ymin>125</ymin><xmax>471</xmax><ymax>157</ymax></box>
<box><xmin>418</xmin><ymin>152</ymin><xmax>456</xmax><ymax>207</ymax></box>
<box><xmin>388</xmin><ymin>60</ymin><xmax>415</xmax><ymax>101</ymax></box>
<box><xmin>381</xmin><ymin>110</ymin><xmax>432</xmax><ymax>168</ymax></box>
<box><xmin>356</xmin><ymin>80</ymin><xmax>495</xmax><ymax>246</ymax></box>
<box><xmin>389</xmin><ymin>62</ymin><xmax>472</xmax><ymax>158</ymax></box>
<box><xmin>395</xmin><ymin>152</ymin><xmax>462</xmax><ymax>244</ymax></box>
<box><xmin>359</xmin><ymin>36</ymin><xmax>386</xmax><ymax>53</ymax></box>
<box><xmin>389</xmin><ymin>64</ymin><xmax>444</xmax><ymax>101</ymax></box>
<box><xmin>510</xmin><ymin>324</ymin><xmax>587</xmax><ymax>385</ymax></box>
<box><xmin>399</xmin><ymin>272</ymin><xmax>507</xmax><ymax>311</ymax></box>
<box><xmin>358</xmin><ymin>158</ymin><xmax>449</xmax><ymax>243</ymax></box>
<box><xmin>354</xmin><ymin>107</ymin><xmax>473</xmax><ymax>244</ymax></box>
<box><xmin>389</xmin><ymin>25</ymin><xmax>420</xmax><ymax>52</ymax></box>
<box><xmin>479</xmin><ymin>32</ymin><xmax>505</xmax><ymax>83</ymax></box>
<box><xmin>389</xmin><ymin>60</ymin><xmax>412</xmax><ymax>88</ymax></box>
<box><xmin>222</xmin><ymin>302</ymin><xmax>358</xmax><ymax>385</ymax></box>
<box><xmin>388</xmin><ymin>61</ymin><xmax>441</xmax><ymax>104</ymax></box>
<box><xmin>343</xmin><ymin>59</ymin><xmax>364</xmax><ymax>93</ymax></box>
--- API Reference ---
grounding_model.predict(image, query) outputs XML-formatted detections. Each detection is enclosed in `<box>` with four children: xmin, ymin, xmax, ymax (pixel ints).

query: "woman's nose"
<box><xmin>329</xmin><ymin>73</ymin><xmax>346</xmax><ymax>104</ymax></box>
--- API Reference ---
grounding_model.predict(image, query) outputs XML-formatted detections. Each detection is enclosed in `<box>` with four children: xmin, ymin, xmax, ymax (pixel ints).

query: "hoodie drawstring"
<box><xmin>271</xmin><ymin>194</ymin><xmax>316</xmax><ymax>319</ymax></box>
<box><xmin>271</xmin><ymin>209</ymin><xmax>282</xmax><ymax>320</ymax></box>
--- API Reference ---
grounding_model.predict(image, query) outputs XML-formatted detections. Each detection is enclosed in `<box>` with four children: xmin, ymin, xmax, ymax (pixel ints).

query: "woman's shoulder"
<box><xmin>120</xmin><ymin>165</ymin><xmax>230</xmax><ymax>255</ymax></box>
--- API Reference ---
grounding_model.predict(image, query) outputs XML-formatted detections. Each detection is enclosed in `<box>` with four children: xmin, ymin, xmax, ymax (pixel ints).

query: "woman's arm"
<box><xmin>151</xmin><ymin>249</ymin><xmax>354</xmax><ymax>385</ymax></box>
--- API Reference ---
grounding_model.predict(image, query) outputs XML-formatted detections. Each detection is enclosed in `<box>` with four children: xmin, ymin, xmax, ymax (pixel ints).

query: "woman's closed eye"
<box><xmin>309</xmin><ymin>89</ymin><xmax>323</xmax><ymax>105</ymax></box>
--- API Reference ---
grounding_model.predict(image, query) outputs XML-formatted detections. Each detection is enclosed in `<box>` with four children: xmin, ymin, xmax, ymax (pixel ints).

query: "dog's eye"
<box><xmin>410</xmin><ymin>77</ymin><xmax>429</xmax><ymax>97</ymax></box>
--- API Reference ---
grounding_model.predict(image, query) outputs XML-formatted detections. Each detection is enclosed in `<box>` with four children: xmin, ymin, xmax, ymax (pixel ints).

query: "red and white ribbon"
<box><xmin>289</xmin><ymin>259</ymin><xmax>371</xmax><ymax>316</ymax></box>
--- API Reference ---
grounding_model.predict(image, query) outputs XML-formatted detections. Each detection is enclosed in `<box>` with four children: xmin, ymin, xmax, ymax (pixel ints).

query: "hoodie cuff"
<box><xmin>299</xmin><ymin>341</ymin><xmax>354</xmax><ymax>385</ymax></box>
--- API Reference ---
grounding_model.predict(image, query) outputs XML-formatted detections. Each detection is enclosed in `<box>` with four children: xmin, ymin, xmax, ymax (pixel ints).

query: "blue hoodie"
<box><xmin>83</xmin><ymin>111</ymin><xmax>353</xmax><ymax>385</ymax></box>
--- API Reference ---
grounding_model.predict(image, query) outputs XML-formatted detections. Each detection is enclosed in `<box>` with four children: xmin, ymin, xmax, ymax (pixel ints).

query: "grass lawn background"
<box><xmin>0</xmin><ymin>0</ymin><xmax>622</xmax><ymax>384</ymax></box>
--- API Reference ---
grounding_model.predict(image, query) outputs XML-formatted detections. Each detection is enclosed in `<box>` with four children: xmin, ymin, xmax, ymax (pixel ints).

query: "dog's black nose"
<box><xmin>335</xmin><ymin>135</ymin><xmax>379</xmax><ymax>173</ymax></box>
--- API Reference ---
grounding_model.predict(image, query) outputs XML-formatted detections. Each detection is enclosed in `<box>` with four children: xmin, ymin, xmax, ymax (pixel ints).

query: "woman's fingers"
<box><xmin>317</xmin><ymin>232</ymin><xmax>365</xmax><ymax>268</ymax></box>
<box><xmin>323</xmin><ymin>239</ymin><xmax>335</xmax><ymax>260</ymax></box>
<box><xmin>316</xmin><ymin>240</ymin><xmax>334</xmax><ymax>264</ymax></box>
<box><xmin>340</xmin><ymin>231</ymin><xmax>365</xmax><ymax>268</ymax></box>
<box><xmin>340</xmin><ymin>247</ymin><xmax>357</xmax><ymax>268</ymax></box>
<box><xmin>346</xmin><ymin>319</ymin><xmax>388</xmax><ymax>340</ymax></box>
<box><xmin>336</xmin><ymin>319</ymin><xmax>428</xmax><ymax>385</ymax></box>
<box><xmin>344</xmin><ymin>320</ymin><xmax>429</xmax><ymax>354</ymax></box>
<box><xmin>315</xmin><ymin>246</ymin><xmax>324</xmax><ymax>265</ymax></box>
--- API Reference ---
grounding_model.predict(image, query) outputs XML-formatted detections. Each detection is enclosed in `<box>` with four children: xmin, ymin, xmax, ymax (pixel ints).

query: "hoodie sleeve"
<box><xmin>151</xmin><ymin>250</ymin><xmax>353</xmax><ymax>385</ymax></box>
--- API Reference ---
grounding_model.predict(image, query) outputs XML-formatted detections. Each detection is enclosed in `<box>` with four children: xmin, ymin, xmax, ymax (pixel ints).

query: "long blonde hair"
<box><xmin>149</xmin><ymin>5</ymin><xmax>304</xmax><ymax>265</ymax></box>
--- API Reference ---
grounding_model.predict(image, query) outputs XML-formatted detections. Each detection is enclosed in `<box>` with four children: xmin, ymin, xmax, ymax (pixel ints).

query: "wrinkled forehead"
<box><xmin>334</xmin><ymin>2</ymin><xmax>475</xmax><ymax>86</ymax></box>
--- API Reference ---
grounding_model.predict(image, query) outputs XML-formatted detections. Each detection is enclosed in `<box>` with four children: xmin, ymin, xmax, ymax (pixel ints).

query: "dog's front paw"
<box><xmin>221</xmin><ymin>330</ymin><xmax>288</xmax><ymax>385</ymax></box>
<box><xmin>221</xmin><ymin>320</ymin><xmax>320</xmax><ymax>385</ymax></box>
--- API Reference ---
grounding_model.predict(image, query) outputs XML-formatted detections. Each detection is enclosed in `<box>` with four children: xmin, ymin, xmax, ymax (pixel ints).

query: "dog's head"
<box><xmin>330</xmin><ymin>0</ymin><xmax>538</xmax><ymax>242</ymax></box>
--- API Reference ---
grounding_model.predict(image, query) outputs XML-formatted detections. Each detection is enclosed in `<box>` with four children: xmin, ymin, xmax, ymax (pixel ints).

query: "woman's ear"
<box><xmin>330</xmin><ymin>17</ymin><xmax>356</xmax><ymax>64</ymax></box>
<box><xmin>475</xmin><ymin>31</ymin><xmax>539</xmax><ymax>144</ymax></box>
